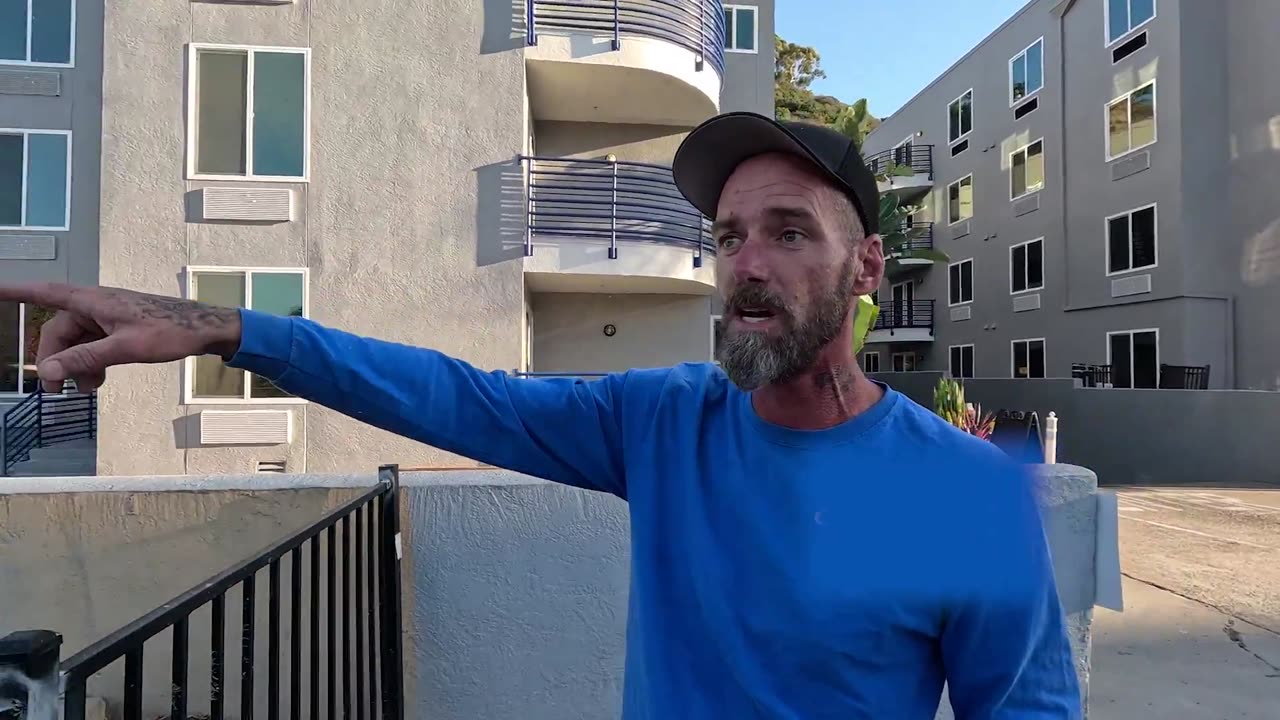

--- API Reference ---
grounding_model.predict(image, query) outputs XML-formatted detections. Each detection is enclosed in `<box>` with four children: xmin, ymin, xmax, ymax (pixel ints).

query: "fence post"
<box><xmin>612</xmin><ymin>0</ymin><xmax>620</xmax><ymax>50</ymax></box>
<box><xmin>35</xmin><ymin>389</ymin><xmax>42</xmax><ymax>450</ymax></box>
<box><xmin>1044</xmin><ymin>412</ymin><xmax>1058</xmax><ymax>464</ymax></box>
<box><xmin>0</xmin><ymin>630</ymin><xmax>63</xmax><ymax>720</ymax></box>
<box><xmin>1</xmin><ymin>410</ymin><xmax>7</xmax><ymax>477</ymax></box>
<box><xmin>523</xmin><ymin>157</ymin><xmax>534</xmax><ymax>257</ymax></box>
<box><xmin>377</xmin><ymin>464</ymin><xmax>405</xmax><ymax>720</ymax></box>
<box><xmin>525</xmin><ymin>0</ymin><xmax>536</xmax><ymax>45</ymax></box>
<box><xmin>609</xmin><ymin>157</ymin><xmax>619</xmax><ymax>260</ymax></box>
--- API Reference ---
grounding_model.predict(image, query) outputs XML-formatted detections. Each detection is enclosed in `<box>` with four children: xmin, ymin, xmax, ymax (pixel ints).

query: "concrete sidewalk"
<box><xmin>1091</xmin><ymin>577</ymin><xmax>1280</xmax><ymax>718</ymax></box>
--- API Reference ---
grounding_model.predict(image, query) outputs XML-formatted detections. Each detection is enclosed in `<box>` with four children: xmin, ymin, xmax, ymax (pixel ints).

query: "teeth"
<box><xmin>743</xmin><ymin>316</ymin><xmax>768</xmax><ymax>323</ymax></box>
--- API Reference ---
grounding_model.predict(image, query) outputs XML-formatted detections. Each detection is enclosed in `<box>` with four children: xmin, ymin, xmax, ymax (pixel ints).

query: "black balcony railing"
<box><xmin>526</xmin><ymin>0</ymin><xmax>726</xmax><ymax>76</ymax></box>
<box><xmin>872</xmin><ymin>300</ymin><xmax>935</xmax><ymax>332</ymax></box>
<box><xmin>2</xmin><ymin>387</ymin><xmax>97</xmax><ymax>475</ymax></box>
<box><xmin>0</xmin><ymin>466</ymin><xmax>406</xmax><ymax>720</ymax></box>
<box><xmin>892</xmin><ymin>221</ymin><xmax>934</xmax><ymax>252</ymax></box>
<box><xmin>1072</xmin><ymin>363</ymin><xmax>1113</xmax><ymax>388</ymax></box>
<box><xmin>522</xmin><ymin>155</ymin><xmax>714</xmax><ymax>268</ymax></box>
<box><xmin>864</xmin><ymin>144</ymin><xmax>934</xmax><ymax>180</ymax></box>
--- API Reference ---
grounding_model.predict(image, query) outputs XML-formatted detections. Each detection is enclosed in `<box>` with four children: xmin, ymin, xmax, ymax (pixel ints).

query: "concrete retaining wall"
<box><xmin>2</xmin><ymin>466</ymin><xmax>1101</xmax><ymax>719</ymax></box>
<box><xmin>873</xmin><ymin>371</ymin><xmax>1280</xmax><ymax>487</ymax></box>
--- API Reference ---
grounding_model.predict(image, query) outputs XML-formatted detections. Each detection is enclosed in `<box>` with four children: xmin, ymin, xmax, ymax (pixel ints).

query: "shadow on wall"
<box><xmin>481</xmin><ymin>0</ymin><xmax>527</xmax><ymax>55</ymax></box>
<box><xmin>475</xmin><ymin>160</ymin><xmax>530</xmax><ymax>267</ymax></box>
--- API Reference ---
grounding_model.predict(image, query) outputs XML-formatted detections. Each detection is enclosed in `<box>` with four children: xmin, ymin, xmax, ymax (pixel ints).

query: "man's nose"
<box><xmin>731</xmin><ymin>239</ymin><xmax>771</xmax><ymax>285</ymax></box>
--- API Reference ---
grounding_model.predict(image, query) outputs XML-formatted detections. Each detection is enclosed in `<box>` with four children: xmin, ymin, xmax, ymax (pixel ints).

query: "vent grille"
<box><xmin>0</xmin><ymin>68</ymin><xmax>60</xmax><ymax>96</ymax></box>
<box><xmin>1013</xmin><ymin>293</ymin><xmax>1042</xmax><ymax>313</ymax></box>
<box><xmin>0</xmin><ymin>235</ymin><xmax>56</xmax><ymax>260</ymax></box>
<box><xmin>199</xmin><ymin>410</ymin><xmax>293</xmax><ymax>445</ymax></box>
<box><xmin>1111</xmin><ymin>273</ymin><xmax>1152</xmax><ymax>298</ymax></box>
<box><xmin>1013</xmin><ymin>195</ymin><xmax>1041</xmax><ymax>217</ymax></box>
<box><xmin>1013</xmin><ymin>97</ymin><xmax>1039</xmax><ymax>120</ymax></box>
<box><xmin>257</xmin><ymin>460</ymin><xmax>288</xmax><ymax>473</ymax></box>
<box><xmin>1112</xmin><ymin>32</ymin><xmax>1148</xmax><ymax>64</ymax></box>
<box><xmin>951</xmin><ymin>220</ymin><xmax>971</xmax><ymax>239</ymax></box>
<box><xmin>199</xmin><ymin>187</ymin><xmax>293</xmax><ymax>222</ymax></box>
<box><xmin>1110</xmin><ymin>151</ymin><xmax>1151</xmax><ymax>181</ymax></box>
<box><xmin>950</xmin><ymin>305</ymin><xmax>972</xmax><ymax>322</ymax></box>
<box><xmin>950</xmin><ymin>139</ymin><xmax>969</xmax><ymax>157</ymax></box>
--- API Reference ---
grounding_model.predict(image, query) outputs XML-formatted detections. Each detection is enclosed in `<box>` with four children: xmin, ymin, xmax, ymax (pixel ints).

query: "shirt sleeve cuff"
<box><xmin>225</xmin><ymin>308</ymin><xmax>295</xmax><ymax>380</ymax></box>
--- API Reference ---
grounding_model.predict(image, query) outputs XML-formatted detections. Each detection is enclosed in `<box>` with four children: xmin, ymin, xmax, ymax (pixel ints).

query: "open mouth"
<box><xmin>735</xmin><ymin>306</ymin><xmax>779</xmax><ymax>325</ymax></box>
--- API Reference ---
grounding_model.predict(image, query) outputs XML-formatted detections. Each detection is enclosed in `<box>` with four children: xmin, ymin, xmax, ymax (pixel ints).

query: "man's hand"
<box><xmin>0</xmin><ymin>283</ymin><xmax>243</xmax><ymax>393</ymax></box>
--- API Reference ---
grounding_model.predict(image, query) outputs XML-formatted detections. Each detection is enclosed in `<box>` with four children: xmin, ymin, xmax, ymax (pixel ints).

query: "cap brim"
<box><xmin>672</xmin><ymin>112</ymin><xmax>847</xmax><ymax>220</ymax></box>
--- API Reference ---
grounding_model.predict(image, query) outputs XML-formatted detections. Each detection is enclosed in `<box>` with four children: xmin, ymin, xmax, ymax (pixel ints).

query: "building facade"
<box><xmin>0</xmin><ymin>0</ymin><xmax>775</xmax><ymax>475</ymax></box>
<box><xmin>860</xmin><ymin>0</ymin><xmax>1280</xmax><ymax>391</ymax></box>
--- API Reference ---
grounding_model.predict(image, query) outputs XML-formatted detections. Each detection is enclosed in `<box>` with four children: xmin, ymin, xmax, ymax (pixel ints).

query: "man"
<box><xmin>1</xmin><ymin>112</ymin><xmax>1080</xmax><ymax>718</ymax></box>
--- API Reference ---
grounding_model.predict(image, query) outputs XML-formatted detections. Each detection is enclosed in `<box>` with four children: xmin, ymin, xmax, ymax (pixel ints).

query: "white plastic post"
<box><xmin>1044</xmin><ymin>412</ymin><xmax>1058</xmax><ymax>464</ymax></box>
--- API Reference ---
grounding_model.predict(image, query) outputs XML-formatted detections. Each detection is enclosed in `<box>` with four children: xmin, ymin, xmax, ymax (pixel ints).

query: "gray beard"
<box><xmin>717</xmin><ymin>261</ymin><xmax>856</xmax><ymax>391</ymax></box>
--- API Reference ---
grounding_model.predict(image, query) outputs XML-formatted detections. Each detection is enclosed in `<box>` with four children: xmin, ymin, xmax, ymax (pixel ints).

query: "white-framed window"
<box><xmin>710</xmin><ymin>314</ymin><xmax>723</xmax><ymax>363</ymax></box>
<box><xmin>1106</xmin><ymin>80</ymin><xmax>1156</xmax><ymax>160</ymax></box>
<box><xmin>183</xmin><ymin>267</ymin><xmax>309</xmax><ymax>404</ymax></box>
<box><xmin>947</xmin><ymin>89</ymin><xmax>974</xmax><ymax>145</ymax></box>
<box><xmin>1107</xmin><ymin>328</ymin><xmax>1159</xmax><ymax>388</ymax></box>
<box><xmin>1010</xmin><ymin>237</ymin><xmax>1045</xmax><ymax>294</ymax></box>
<box><xmin>0</xmin><ymin>129</ymin><xmax>72</xmax><ymax>231</ymax></box>
<box><xmin>948</xmin><ymin>258</ymin><xmax>974</xmax><ymax>307</ymax></box>
<box><xmin>891</xmin><ymin>352</ymin><xmax>917</xmax><ymax>372</ymax></box>
<box><xmin>949</xmin><ymin>344</ymin><xmax>975</xmax><ymax>379</ymax></box>
<box><xmin>0</xmin><ymin>302</ymin><xmax>59</xmax><ymax>394</ymax></box>
<box><xmin>1011</xmin><ymin>338</ymin><xmax>1046</xmax><ymax>379</ymax></box>
<box><xmin>1106</xmin><ymin>203</ymin><xmax>1157</xmax><ymax>275</ymax></box>
<box><xmin>1010</xmin><ymin>138</ymin><xmax>1045</xmax><ymax>200</ymax></box>
<box><xmin>186</xmin><ymin>44</ymin><xmax>311</xmax><ymax>182</ymax></box>
<box><xmin>0</xmin><ymin>0</ymin><xmax>75</xmax><ymax>66</ymax></box>
<box><xmin>1106</xmin><ymin>0</ymin><xmax>1156</xmax><ymax>46</ymax></box>
<box><xmin>862</xmin><ymin>352</ymin><xmax>880</xmax><ymax>374</ymax></box>
<box><xmin>723</xmin><ymin>5</ymin><xmax>757</xmax><ymax>53</ymax></box>
<box><xmin>947</xmin><ymin>174</ymin><xmax>973</xmax><ymax>225</ymax></box>
<box><xmin>1009</xmin><ymin>37</ymin><xmax>1044</xmax><ymax>106</ymax></box>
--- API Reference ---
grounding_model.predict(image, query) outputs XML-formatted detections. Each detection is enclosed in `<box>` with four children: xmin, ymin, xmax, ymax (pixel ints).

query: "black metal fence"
<box><xmin>522</xmin><ymin>155</ymin><xmax>714</xmax><ymax>268</ymax></box>
<box><xmin>1072</xmin><ymin>363</ymin><xmax>1113</xmax><ymax>388</ymax></box>
<box><xmin>894</xmin><ymin>221</ymin><xmax>934</xmax><ymax>251</ymax></box>
<box><xmin>1</xmin><ymin>466</ymin><xmax>405</xmax><ymax>720</ymax></box>
<box><xmin>873</xmin><ymin>300</ymin><xmax>936</xmax><ymax>331</ymax></box>
<box><xmin>863</xmin><ymin>144</ymin><xmax>934</xmax><ymax>180</ymax></box>
<box><xmin>525</xmin><ymin>0</ymin><xmax>726</xmax><ymax>75</ymax></box>
<box><xmin>2</xmin><ymin>388</ymin><xmax>97</xmax><ymax>475</ymax></box>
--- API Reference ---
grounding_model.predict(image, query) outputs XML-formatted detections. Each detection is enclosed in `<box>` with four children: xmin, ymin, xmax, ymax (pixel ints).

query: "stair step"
<box><xmin>28</xmin><ymin>448</ymin><xmax>96</xmax><ymax>461</ymax></box>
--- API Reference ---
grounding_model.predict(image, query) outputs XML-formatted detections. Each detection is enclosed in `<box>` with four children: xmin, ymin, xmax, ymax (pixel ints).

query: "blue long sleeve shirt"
<box><xmin>229</xmin><ymin>310</ymin><xmax>1082</xmax><ymax>719</ymax></box>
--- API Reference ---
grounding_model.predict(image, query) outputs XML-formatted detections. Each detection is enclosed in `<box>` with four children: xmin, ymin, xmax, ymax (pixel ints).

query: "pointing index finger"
<box><xmin>0</xmin><ymin>282</ymin><xmax>81</xmax><ymax>312</ymax></box>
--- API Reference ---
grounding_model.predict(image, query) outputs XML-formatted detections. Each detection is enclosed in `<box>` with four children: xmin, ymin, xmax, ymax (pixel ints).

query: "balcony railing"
<box><xmin>526</xmin><ymin>0</ymin><xmax>727</xmax><ymax>76</ymax></box>
<box><xmin>522</xmin><ymin>155</ymin><xmax>715</xmax><ymax>268</ymax></box>
<box><xmin>2</xmin><ymin>387</ymin><xmax>97</xmax><ymax>476</ymax></box>
<box><xmin>873</xmin><ymin>300</ymin><xmax>935</xmax><ymax>331</ymax></box>
<box><xmin>892</xmin><ymin>221</ymin><xmax>934</xmax><ymax>252</ymax></box>
<box><xmin>864</xmin><ymin>144</ymin><xmax>934</xmax><ymax>180</ymax></box>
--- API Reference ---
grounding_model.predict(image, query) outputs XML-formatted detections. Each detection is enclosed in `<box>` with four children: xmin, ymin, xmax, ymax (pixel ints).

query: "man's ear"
<box><xmin>853</xmin><ymin>234</ymin><xmax>885</xmax><ymax>296</ymax></box>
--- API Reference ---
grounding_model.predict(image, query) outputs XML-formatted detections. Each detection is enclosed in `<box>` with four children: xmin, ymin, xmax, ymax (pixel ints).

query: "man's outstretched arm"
<box><xmin>0</xmin><ymin>283</ymin><xmax>629</xmax><ymax>496</ymax></box>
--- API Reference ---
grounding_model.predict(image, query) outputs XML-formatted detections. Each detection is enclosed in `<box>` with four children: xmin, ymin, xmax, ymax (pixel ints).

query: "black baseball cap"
<box><xmin>672</xmin><ymin>111</ymin><xmax>880</xmax><ymax>236</ymax></box>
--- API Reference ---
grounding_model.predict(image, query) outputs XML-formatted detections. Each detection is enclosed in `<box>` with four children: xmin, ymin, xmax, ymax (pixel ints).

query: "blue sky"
<box><xmin>776</xmin><ymin>0</ymin><xmax>1031</xmax><ymax>117</ymax></box>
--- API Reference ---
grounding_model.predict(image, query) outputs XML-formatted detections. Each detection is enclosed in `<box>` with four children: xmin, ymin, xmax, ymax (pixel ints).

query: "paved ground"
<box><xmin>1089</xmin><ymin>488</ymin><xmax>1280</xmax><ymax>717</ymax></box>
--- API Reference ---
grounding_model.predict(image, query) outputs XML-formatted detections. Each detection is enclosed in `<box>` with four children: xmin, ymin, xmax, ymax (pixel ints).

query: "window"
<box><xmin>948</xmin><ymin>89</ymin><xmax>973</xmax><ymax>144</ymax></box>
<box><xmin>1106</xmin><ymin>81</ymin><xmax>1156</xmax><ymax>160</ymax></box>
<box><xmin>891</xmin><ymin>352</ymin><xmax>917</xmax><ymax>372</ymax></box>
<box><xmin>0</xmin><ymin>129</ymin><xmax>71</xmax><ymax>231</ymax></box>
<box><xmin>948</xmin><ymin>175</ymin><xmax>973</xmax><ymax>224</ymax></box>
<box><xmin>1010</xmin><ymin>38</ymin><xmax>1044</xmax><ymax>105</ymax></box>
<box><xmin>185</xmin><ymin>267</ymin><xmax>308</xmax><ymax>403</ymax></box>
<box><xmin>1107</xmin><ymin>0</ymin><xmax>1155</xmax><ymax>45</ymax></box>
<box><xmin>1010</xmin><ymin>238</ymin><xmax>1045</xmax><ymax>294</ymax></box>
<box><xmin>948</xmin><ymin>259</ymin><xmax>973</xmax><ymax>306</ymax></box>
<box><xmin>1012</xmin><ymin>338</ymin><xmax>1046</xmax><ymax>379</ymax></box>
<box><xmin>1108</xmin><ymin>329</ymin><xmax>1158</xmax><ymax>388</ymax></box>
<box><xmin>0</xmin><ymin>0</ymin><xmax>74</xmax><ymax>66</ymax></box>
<box><xmin>1107</xmin><ymin>204</ymin><xmax>1157</xmax><ymax>275</ymax></box>
<box><xmin>949</xmin><ymin>344</ymin><xmax>974</xmax><ymax>379</ymax></box>
<box><xmin>0</xmin><ymin>302</ymin><xmax>58</xmax><ymax>394</ymax></box>
<box><xmin>187</xmin><ymin>45</ymin><xmax>310</xmax><ymax>181</ymax></box>
<box><xmin>723</xmin><ymin>5</ymin><xmax>757</xmax><ymax>53</ymax></box>
<box><xmin>862</xmin><ymin>352</ymin><xmax>880</xmax><ymax>373</ymax></box>
<box><xmin>1010</xmin><ymin>138</ymin><xmax>1044</xmax><ymax>200</ymax></box>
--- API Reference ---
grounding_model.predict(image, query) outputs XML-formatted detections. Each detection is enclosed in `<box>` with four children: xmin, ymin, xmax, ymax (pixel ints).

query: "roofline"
<box><xmin>866</xmin><ymin>0</ymin><xmax>1065</xmax><ymax>141</ymax></box>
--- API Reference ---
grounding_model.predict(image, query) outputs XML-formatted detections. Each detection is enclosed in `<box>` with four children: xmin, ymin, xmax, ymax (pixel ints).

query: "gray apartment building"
<box><xmin>860</xmin><ymin>0</ymin><xmax>1280</xmax><ymax>392</ymax></box>
<box><xmin>0</xmin><ymin>0</ymin><xmax>775</xmax><ymax>475</ymax></box>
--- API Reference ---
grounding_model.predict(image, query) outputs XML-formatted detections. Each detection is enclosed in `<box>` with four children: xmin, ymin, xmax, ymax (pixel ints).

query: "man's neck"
<box><xmin>750</xmin><ymin>351</ymin><xmax>885</xmax><ymax>431</ymax></box>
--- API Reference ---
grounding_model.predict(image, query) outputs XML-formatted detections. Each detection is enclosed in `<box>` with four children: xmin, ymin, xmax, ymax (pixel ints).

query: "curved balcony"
<box><xmin>865</xmin><ymin>299</ymin><xmax>935</xmax><ymax>344</ymax></box>
<box><xmin>866</xmin><ymin>144</ymin><xmax>934</xmax><ymax>200</ymax></box>
<box><xmin>524</xmin><ymin>0</ymin><xmax>725</xmax><ymax>126</ymax></box>
<box><xmin>521</xmin><ymin>155</ymin><xmax>716</xmax><ymax>293</ymax></box>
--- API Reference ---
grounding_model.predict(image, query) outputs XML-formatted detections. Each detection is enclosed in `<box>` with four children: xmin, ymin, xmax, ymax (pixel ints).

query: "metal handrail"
<box><xmin>2</xmin><ymin>388</ymin><xmax>42</xmax><ymax>474</ymax></box>
<box><xmin>58</xmin><ymin>466</ymin><xmax>406</xmax><ymax>720</ymax></box>
<box><xmin>1</xmin><ymin>388</ymin><xmax>97</xmax><ymax>475</ymax></box>
<box><xmin>872</xmin><ymin>299</ymin><xmax>935</xmax><ymax>330</ymax></box>
<box><xmin>526</xmin><ymin>0</ymin><xmax>726</xmax><ymax>76</ymax></box>
<box><xmin>864</xmin><ymin>144</ymin><xmax>934</xmax><ymax>180</ymax></box>
<box><xmin>522</xmin><ymin>155</ymin><xmax>714</xmax><ymax>268</ymax></box>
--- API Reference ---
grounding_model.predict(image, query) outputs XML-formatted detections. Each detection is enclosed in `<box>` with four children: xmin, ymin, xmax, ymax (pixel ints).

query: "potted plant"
<box><xmin>933</xmin><ymin>377</ymin><xmax>996</xmax><ymax>440</ymax></box>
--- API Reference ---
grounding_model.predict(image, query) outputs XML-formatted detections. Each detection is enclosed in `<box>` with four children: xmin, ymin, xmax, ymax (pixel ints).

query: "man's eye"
<box><xmin>780</xmin><ymin>230</ymin><xmax>803</xmax><ymax>244</ymax></box>
<box><xmin>718</xmin><ymin>235</ymin><xmax>741</xmax><ymax>250</ymax></box>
